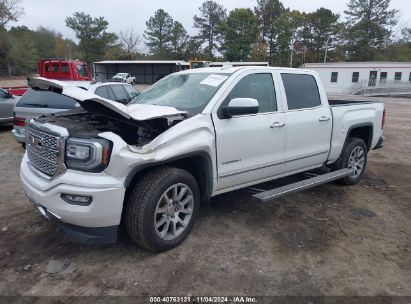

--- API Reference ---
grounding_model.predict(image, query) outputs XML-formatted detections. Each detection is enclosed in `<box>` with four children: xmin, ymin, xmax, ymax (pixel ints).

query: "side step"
<box><xmin>253</xmin><ymin>169</ymin><xmax>352</xmax><ymax>203</ymax></box>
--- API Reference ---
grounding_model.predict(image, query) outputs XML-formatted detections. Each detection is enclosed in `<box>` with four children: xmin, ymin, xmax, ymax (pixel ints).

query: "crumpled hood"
<box><xmin>28</xmin><ymin>77</ymin><xmax>187</xmax><ymax>122</ymax></box>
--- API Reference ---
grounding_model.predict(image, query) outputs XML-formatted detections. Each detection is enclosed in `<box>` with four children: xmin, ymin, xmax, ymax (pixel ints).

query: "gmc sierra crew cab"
<box><xmin>20</xmin><ymin>66</ymin><xmax>385</xmax><ymax>252</ymax></box>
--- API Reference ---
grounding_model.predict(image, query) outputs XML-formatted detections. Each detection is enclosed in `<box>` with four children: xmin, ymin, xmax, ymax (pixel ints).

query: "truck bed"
<box><xmin>328</xmin><ymin>96</ymin><xmax>383</xmax><ymax>106</ymax></box>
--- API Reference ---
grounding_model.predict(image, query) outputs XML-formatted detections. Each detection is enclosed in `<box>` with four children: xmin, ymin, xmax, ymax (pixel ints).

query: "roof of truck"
<box><xmin>179</xmin><ymin>65</ymin><xmax>313</xmax><ymax>74</ymax></box>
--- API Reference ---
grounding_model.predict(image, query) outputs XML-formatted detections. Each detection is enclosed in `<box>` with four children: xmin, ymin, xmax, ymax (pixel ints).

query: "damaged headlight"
<box><xmin>65</xmin><ymin>138</ymin><xmax>112</xmax><ymax>172</ymax></box>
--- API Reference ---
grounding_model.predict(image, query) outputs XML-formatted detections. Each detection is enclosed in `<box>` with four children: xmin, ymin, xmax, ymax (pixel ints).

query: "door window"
<box><xmin>110</xmin><ymin>85</ymin><xmax>129</xmax><ymax>104</ymax></box>
<box><xmin>0</xmin><ymin>89</ymin><xmax>7</xmax><ymax>98</ymax></box>
<box><xmin>331</xmin><ymin>72</ymin><xmax>338</xmax><ymax>83</ymax></box>
<box><xmin>369</xmin><ymin>71</ymin><xmax>377</xmax><ymax>86</ymax></box>
<box><xmin>95</xmin><ymin>86</ymin><xmax>116</xmax><ymax>101</ymax></box>
<box><xmin>281</xmin><ymin>73</ymin><xmax>321</xmax><ymax>110</ymax></box>
<box><xmin>224</xmin><ymin>73</ymin><xmax>277</xmax><ymax>114</ymax></box>
<box><xmin>123</xmin><ymin>85</ymin><xmax>140</xmax><ymax>100</ymax></box>
<box><xmin>380</xmin><ymin>72</ymin><xmax>387</xmax><ymax>82</ymax></box>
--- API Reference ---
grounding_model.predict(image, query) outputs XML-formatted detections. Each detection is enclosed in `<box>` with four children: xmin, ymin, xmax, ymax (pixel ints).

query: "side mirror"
<box><xmin>222</xmin><ymin>98</ymin><xmax>259</xmax><ymax>118</ymax></box>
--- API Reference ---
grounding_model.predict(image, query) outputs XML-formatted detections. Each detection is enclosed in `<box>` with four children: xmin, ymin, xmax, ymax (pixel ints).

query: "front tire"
<box><xmin>337</xmin><ymin>137</ymin><xmax>367</xmax><ymax>185</ymax></box>
<box><xmin>125</xmin><ymin>167</ymin><xmax>200</xmax><ymax>252</ymax></box>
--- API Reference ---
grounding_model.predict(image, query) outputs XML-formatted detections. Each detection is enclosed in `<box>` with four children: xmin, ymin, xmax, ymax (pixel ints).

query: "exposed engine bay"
<box><xmin>36</xmin><ymin>109</ymin><xmax>185</xmax><ymax>146</ymax></box>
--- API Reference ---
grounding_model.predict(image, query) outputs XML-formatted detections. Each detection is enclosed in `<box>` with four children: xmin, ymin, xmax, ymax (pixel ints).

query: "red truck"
<box><xmin>2</xmin><ymin>59</ymin><xmax>92</xmax><ymax>96</ymax></box>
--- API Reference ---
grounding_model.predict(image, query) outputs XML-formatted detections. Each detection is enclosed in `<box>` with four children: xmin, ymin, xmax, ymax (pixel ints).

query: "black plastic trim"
<box><xmin>46</xmin><ymin>209</ymin><xmax>118</xmax><ymax>245</ymax></box>
<box><xmin>124</xmin><ymin>151</ymin><xmax>214</xmax><ymax>200</ymax></box>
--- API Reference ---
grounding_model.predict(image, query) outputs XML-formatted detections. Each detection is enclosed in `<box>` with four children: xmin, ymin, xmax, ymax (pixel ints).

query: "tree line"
<box><xmin>0</xmin><ymin>0</ymin><xmax>410</xmax><ymax>76</ymax></box>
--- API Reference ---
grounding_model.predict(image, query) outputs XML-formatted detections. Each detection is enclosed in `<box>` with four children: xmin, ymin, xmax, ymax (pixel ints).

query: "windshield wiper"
<box><xmin>23</xmin><ymin>103</ymin><xmax>49</xmax><ymax>107</ymax></box>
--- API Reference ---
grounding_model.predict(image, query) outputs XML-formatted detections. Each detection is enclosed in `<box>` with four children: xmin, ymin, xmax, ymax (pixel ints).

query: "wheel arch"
<box><xmin>124</xmin><ymin>151</ymin><xmax>214</xmax><ymax>203</ymax></box>
<box><xmin>331</xmin><ymin>123</ymin><xmax>373</xmax><ymax>169</ymax></box>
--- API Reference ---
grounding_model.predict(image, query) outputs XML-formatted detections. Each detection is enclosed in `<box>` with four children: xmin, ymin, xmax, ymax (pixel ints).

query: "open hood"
<box><xmin>28</xmin><ymin>77</ymin><xmax>187</xmax><ymax>123</ymax></box>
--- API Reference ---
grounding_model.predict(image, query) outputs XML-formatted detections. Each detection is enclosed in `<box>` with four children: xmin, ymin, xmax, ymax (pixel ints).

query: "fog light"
<box><xmin>61</xmin><ymin>193</ymin><xmax>92</xmax><ymax>206</ymax></box>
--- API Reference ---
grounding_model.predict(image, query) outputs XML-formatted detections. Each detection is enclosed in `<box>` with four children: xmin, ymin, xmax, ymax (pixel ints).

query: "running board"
<box><xmin>253</xmin><ymin>169</ymin><xmax>352</xmax><ymax>203</ymax></box>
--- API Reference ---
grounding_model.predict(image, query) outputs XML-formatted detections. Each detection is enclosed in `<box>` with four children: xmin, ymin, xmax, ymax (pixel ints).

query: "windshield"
<box><xmin>130</xmin><ymin>73</ymin><xmax>230</xmax><ymax>115</ymax></box>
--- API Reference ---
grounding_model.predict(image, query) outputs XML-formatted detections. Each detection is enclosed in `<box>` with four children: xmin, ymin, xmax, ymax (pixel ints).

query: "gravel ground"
<box><xmin>0</xmin><ymin>96</ymin><xmax>409</xmax><ymax>297</ymax></box>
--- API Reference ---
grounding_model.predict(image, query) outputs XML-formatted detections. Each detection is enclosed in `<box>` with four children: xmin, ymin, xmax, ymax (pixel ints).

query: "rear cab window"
<box><xmin>281</xmin><ymin>73</ymin><xmax>321</xmax><ymax>110</ymax></box>
<box><xmin>16</xmin><ymin>89</ymin><xmax>78</xmax><ymax>109</ymax></box>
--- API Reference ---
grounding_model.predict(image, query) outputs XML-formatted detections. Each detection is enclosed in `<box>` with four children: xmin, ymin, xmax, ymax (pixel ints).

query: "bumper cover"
<box><xmin>20</xmin><ymin>154</ymin><xmax>126</xmax><ymax>244</ymax></box>
<box><xmin>373</xmin><ymin>136</ymin><xmax>384</xmax><ymax>150</ymax></box>
<box><xmin>12</xmin><ymin>127</ymin><xmax>25</xmax><ymax>143</ymax></box>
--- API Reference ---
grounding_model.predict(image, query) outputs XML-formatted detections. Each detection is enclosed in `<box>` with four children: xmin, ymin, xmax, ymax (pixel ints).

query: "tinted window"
<box><xmin>0</xmin><ymin>89</ymin><xmax>7</xmax><ymax>98</ymax></box>
<box><xmin>395</xmin><ymin>72</ymin><xmax>402</xmax><ymax>80</ymax></box>
<box><xmin>226</xmin><ymin>73</ymin><xmax>277</xmax><ymax>113</ymax></box>
<box><xmin>281</xmin><ymin>73</ymin><xmax>321</xmax><ymax>110</ymax></box>
<box><xmin>331</xmin><ymin>72</ymin><xmax>338</xmax><ymax>83</ymax></box>
<box><xmin>352</xmin><ymin>72</ymin><xmax>359</xmax><ymax>83</ymax></box>
<box><xmin>380</xmin><ymin>72</ymin><xmax>387</xmax><ymax>82</ymax></box>
<box><xmin>95</xmin><ymin>86</ymin><xmax>116</xmax><ymax>101</ymax></box>
<box><xmin>123</xmin><ymin>85</ymin><xmax>140</xmax><ymax>99</ymax></box>
<box><xmin>16</xmin><ymin>89</ymin><xmax>78</xmax><ymax>109</ymax></box>
<box><xmin>110</xmin><ymin>85</ymin><xmax>129</xmax><ymax>104</ymax></box>
<box><xmin>61</xmin><ymin>64</ymin><xmax>69</xmax><ymax>73</ymax></box>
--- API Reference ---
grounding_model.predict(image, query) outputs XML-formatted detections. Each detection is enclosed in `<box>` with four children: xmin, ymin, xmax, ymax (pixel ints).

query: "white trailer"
<box><xmin>301</xmin><ymin>62</ymin><xmax>411</xmax><ymax>95</ymax></box>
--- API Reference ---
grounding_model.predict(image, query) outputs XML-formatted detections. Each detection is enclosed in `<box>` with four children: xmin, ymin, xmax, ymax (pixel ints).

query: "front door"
<box><xmin>213</xmin><ymin>72</ymin><xmax>286</xmax><ymax>192</ymax></box>
<box><xmin>368</xmin><ymin>71</ymin><xmax>377</xmax><ymax>87</ymax></box>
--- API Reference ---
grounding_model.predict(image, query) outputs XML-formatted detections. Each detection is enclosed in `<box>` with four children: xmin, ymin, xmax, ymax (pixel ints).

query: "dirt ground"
<box><xmin>0</xmin><ymin>96</ymin><xmax>410</xmax><ymax>297</ymax></box>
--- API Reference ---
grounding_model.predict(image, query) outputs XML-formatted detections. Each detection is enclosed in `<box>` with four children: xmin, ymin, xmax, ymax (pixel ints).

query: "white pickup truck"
<box><xmin>20</xmin><ymin>66</ymin><xmax>385</xmax><ymax>252</ymax></box>
<box><xmin>111</xmin><ymin>73</ymin><xmax>136</xmax><ymax>85</ymax></box>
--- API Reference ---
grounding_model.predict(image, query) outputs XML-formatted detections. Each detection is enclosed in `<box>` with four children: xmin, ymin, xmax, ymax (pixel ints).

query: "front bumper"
<box><xmin>12</xmin><ymin>126</ymin><xmax>25</xmax><ymax>143</ymax></box>
<box><xmin>20</xmin><ymin>154</ymin><xmax>126</xmax><ymax>244</ymax></box>
<box><xmin>373</xmin><ymin>136</ymin><xmax>384</xmax><ymax>150</ymax></box>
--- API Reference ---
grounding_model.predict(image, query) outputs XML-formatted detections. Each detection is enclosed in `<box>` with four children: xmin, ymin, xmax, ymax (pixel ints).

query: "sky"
<box><xmin>13</xmin><ymin>0</ymin><xmax>411</xmax><ymax>42</ymax></box>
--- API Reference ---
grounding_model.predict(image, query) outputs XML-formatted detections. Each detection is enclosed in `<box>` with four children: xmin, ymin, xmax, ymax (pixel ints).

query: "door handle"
<box><xmin>319</xmin><ymin>116</ymin><xmax>330</xmax><ymax>122</ymax></box>
<box><xmin>270</xmin><ymin>122</ymin><xmax>285</xmax><ymax>128</ymax></box>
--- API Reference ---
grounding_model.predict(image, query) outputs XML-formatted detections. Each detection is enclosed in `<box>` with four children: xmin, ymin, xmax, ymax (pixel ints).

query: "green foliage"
<box><xmin>170</xmin><ymin>21</ymin><xmax>188</xmax><ymax>59</ymax></box>
<box><xmin>298</xmin><ymin>8</ymin><xmax>340</xmax><ymax>63</ymax></box>
<box><xmin>65</xmin><ymin>12</ymin><xmax>118</xmax><ymax>65</ymax></box>
<box><xmin>144</xmin><ymin>9</ymin><xmax>174</xmax><ymax>58</ymax></box>
<box><xmin>344</xmin><ymin>0</ymin><xmax>398</xmax><ymax>61</ymax></box>
<box><xmin>193</xmin><ymin>0</ymin><xmax>226</xmax><ymax>59</ymax></box>
<box><xmin>220</xmin><ymin>8</ymin><xmax>259</xmax><ymax>61</ymax></box>
<box><xmin>254</xmin><ymin>0</ymin><xmax>285</xmax><ymax>63</ymax></box>
<box><xmin>7</xmin><ymin>26</ymin><xmax>37</xmax><ymax>75</ymax></box>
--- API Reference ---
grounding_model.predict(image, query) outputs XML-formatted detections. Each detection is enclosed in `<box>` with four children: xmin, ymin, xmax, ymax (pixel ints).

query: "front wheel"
<box><xmin>125</xmin><ymin>167</ymin><xmax>200</xmax><ymax>252</ymax></box>
<box><xmin>337</xmin><ymin>137</ymin><xmax>368</xmax><ymax>185</ymax></box>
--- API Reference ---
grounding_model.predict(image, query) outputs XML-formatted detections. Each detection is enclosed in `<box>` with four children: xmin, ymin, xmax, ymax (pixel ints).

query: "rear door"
<box><xmin>279</xmin><ymin>72</ymin><xmax>332</xmax><ymax>172</ymax></box>
<box><xmin>212</xmin><ymin>71</ymin><xmax>286</xmax><ymax>192</ymax></box>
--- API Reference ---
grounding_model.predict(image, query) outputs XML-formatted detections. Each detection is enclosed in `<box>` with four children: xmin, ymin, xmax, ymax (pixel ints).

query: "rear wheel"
<box><xmin>125</xmin><ymin>167</ymin><xmax>200</xmax><ymax>252</ymax></box>
<box><xmin>336</xmin><ymin>137</ymin><xmax>367</xmax><ymax>185</ymax></box>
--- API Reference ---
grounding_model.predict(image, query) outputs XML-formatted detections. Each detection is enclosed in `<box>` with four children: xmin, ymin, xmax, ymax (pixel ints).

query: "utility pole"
<box><xmin>323</xmin><ymin>37</ymin><xmax>330</xmax><ymax>63</ymax></box>
<box><xmin>290</xmin><ymin>38</ymin><xmax>294</xmax><ymax>68</ymax></box>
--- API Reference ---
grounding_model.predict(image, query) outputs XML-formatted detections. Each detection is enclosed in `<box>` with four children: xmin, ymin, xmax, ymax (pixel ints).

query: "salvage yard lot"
<box><xmin>0</xmin><ymin>96</ymin><xmax>410</xmax><ymax>296</ymax></box>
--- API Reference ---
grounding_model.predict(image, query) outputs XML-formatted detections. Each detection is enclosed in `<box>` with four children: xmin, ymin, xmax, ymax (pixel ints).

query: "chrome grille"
<box><xmin>26</xmin><ymin>123</ymin><xmax>65</xmax><ymax>178</ymax></box>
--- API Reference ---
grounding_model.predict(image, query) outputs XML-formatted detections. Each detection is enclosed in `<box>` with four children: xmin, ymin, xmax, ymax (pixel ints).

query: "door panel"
<box><xmin>213</xmin><ymin>113</ymin><xmax>286</xmax><ymax>191</ymax></box>
<box><xmin>213</xmin><ymin>72</ymin><xmax>286</xmax><ymax>191</ymax></box>
<box><xmin>280</xmin><ymin>73</ymin><xmax>332</xmax><ymax>170</ymax></box>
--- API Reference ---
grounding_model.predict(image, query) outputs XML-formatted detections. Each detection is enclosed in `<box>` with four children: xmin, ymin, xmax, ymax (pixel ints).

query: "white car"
<box><xmin>111</xmin><ymin>73</ymin><xmax>136</xmax><ymax>85</ymax></box>
<box><xmin>20</xmin><ymin>67</ymin><xmax>384</xmax><ymax>252</ymax></box>
<box><xmin>12</xmin><ymin>81</ymin><xmax>140</xmax><ymax>145</ymax></box>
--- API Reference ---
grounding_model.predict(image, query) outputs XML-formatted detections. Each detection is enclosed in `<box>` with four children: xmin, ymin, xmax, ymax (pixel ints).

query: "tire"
<box><xmin>125</xmin><ymin>167</ymin><xmax>200</xmax><ymax>252</ymax></box>
<box><xmin>337</xmin><ymin>137</ymin><xmax>368</xmax><ymax>185</ymax></box>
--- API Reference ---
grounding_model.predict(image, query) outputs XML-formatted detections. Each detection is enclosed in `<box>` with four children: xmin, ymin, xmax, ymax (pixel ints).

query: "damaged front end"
<box><xmin>28</xmin><ymin>77</ymin><xmax>188</xmax><ymax>147</ymax></box>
